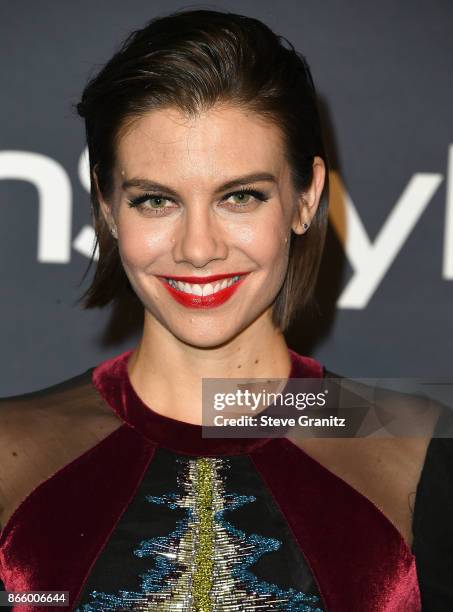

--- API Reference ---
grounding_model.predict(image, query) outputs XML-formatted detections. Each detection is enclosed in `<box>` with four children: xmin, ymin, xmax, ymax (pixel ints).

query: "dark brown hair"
<box><xmin>75</xmin><ymin>8</ymin><xmax>329</xmax><ymax>331</ymax></box>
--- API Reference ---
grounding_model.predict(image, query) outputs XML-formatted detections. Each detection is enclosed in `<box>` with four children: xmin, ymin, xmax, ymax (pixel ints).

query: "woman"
<box><xmin>0</xmin><ymin>9</ymin><xmax>450</xmax><ymax>611</ymax></box>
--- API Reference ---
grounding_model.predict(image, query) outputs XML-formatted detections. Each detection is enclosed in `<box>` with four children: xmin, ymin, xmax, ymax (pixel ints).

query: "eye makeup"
<box><xmin>126</xmin><ymin>186</ymin><xmax>270</xmax><ymax>214</ymax></box>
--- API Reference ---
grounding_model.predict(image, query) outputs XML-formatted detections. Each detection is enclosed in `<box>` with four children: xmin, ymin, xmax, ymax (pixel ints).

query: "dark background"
<box><xmin>1</xmin><ymin>0</ymin><xmax>452</xmax><ymax>395</ymax></box>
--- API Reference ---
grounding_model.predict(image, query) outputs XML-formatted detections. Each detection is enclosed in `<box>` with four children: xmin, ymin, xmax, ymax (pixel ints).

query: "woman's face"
<box><xmin>98</xmin><ymin>103</ymin><xmax>325</xmax><ymax>347</ymax></box>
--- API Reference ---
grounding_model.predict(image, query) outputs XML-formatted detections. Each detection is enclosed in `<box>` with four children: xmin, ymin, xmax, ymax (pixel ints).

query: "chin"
<box><xmin>171</xmin><ymin>325</ymin><xmax>246</xmax><ymax>350</ymax></box>
<box><xmin>140</xmin><ymin>292</ymin><xmax>271</xmax><ymax>346</ymax></box>
<box><xmin>161</xmin><ymin>312</ymin><xmax>258</xmax><ymax>349</ymax></box>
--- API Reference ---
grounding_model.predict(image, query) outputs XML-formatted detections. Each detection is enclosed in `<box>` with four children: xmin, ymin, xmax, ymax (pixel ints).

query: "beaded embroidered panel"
<box><xmin>74</xmin><ymin>447</ymin><xmax>325</xmax><ymax>611</ymax></box>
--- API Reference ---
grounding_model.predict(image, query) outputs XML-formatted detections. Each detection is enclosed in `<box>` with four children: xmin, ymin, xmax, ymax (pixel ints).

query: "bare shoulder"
<box><xmin>0</xmin><ymin>368</ymin><xmax>122</xmax><ymax>533</ymax></box>
<box><xmin>287</xmin><ymin>371</ymin><xmax>444</xmax><ymax>547</ymax></box>
<box><xmin>0</xmin><ymin>367</ymin><xmax>121</xmax><ymax>453</ymax></box>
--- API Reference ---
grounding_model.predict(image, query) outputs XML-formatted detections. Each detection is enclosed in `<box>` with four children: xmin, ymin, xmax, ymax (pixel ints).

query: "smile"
<box><xmin>157</xmin><ymin>273</ymin><xmax>248</xmax><ymax>309</ymax></box>
<box><xmin>164</xmin><ymin>275</ymin><xmax>241</xmax><ymax>296</ymax></box>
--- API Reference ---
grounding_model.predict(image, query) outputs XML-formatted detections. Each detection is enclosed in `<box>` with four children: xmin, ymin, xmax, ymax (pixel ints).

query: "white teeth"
<box><xmin>166</xmin><ymin>275</ymin><xmax>242</xmax><ymax>296</ymax></box>
<box><xmin>202</xmin><ymin>283</ymin><xmax>214</xmax><ymax>296</ymax></box>
<box><xmin>175</xmin><ymin>281</ymin><xmax>202</xmax><ymax>295</ymax></box>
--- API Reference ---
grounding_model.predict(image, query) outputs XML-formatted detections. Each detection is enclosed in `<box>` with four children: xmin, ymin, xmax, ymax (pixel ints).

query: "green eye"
<box><xmin>231</xmin><ymin>192</ymin><xmax>252</xmax><ymax>204</ymax></box>
<box><xmin>221</xmin><ymin>188</ymin><xmax>270</xmax><ymax>211</ymax></box>
<box><xmin>148</xmin><ymin>197</ymin><xmax>165</xmax><ymax>207</ymax></box>
<box><xmin>127</xmin><ymin>193</ymin><xmax>174</xmax><ymax>213</ymax></box>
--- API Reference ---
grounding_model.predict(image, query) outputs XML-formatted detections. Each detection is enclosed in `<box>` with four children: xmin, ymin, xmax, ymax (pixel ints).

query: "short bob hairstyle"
<box><xmin>76</xmin><ymin>8</ymin><xmax>329</xmax><ymax>332</ymax></box>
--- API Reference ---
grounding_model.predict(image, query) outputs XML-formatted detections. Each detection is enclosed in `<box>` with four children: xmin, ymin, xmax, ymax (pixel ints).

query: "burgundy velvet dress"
<box><xmin>0</xmin><ymin>348</ymin><xmax>444</xmax><ymax>611</ymax></box>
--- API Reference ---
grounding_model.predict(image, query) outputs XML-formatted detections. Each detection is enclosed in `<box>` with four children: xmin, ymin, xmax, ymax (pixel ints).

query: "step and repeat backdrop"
<box><xmin>1</xmin><ymin>0</ymin><xmax>452</xmax><ymax>395</ymax></box>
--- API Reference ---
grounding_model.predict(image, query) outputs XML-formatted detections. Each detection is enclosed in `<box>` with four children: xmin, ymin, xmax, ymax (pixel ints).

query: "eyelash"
<box><xmin>126</xmin><ymin>187</ymin><xmax>270</xmax><ymax>214</ymax></box>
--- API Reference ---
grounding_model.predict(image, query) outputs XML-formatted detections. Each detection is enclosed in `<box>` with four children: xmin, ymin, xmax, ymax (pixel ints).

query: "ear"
<box><xmin>291</xmin><ymin>156</ymin><xmax>326</xmax><ymax>234</ymax></box>
<box><xmin>92</xmin><ymin>164</ymin><xmax>117</xmax><ymax>232</ymax></box>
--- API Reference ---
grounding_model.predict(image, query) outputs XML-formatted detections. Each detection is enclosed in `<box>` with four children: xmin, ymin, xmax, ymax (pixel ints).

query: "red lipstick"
<box><xmin>157</xmin><ymin>273</ymin><xmax>249</xmax><ymax>309</ymax></box>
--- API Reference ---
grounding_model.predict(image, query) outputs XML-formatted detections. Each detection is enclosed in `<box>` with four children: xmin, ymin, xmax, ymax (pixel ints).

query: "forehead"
<box><xmin>114</xmin><ymin>104</ymin><xmax>287</xmax><ymax>183</ymax></box>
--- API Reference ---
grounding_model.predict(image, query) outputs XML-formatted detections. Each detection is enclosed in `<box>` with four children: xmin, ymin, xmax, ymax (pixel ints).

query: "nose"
<box><xmin>172</xmin><ymin>201</ymin><xmax>228</xmax><ymax>268</ymax></box>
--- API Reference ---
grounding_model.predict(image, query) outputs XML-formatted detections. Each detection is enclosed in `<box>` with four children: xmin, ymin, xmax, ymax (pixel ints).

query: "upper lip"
<box><xmin>159</xmin><ymin>272</ymin><xmax>248</xmax><ymax>283</ymax></box>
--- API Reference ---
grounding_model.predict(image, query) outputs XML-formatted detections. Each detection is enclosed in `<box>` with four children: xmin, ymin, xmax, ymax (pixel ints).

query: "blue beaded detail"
<box><xmin>76</xmin><ymin>456</ymin><xmax>324</xmax><ymax>611</ymax></box>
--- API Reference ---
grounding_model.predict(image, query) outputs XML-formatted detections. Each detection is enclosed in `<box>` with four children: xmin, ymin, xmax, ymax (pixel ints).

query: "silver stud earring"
<box><xmin>110</xmin><ymin>226</ymin><xmax>118</xmax><ymax>239</ymax></box>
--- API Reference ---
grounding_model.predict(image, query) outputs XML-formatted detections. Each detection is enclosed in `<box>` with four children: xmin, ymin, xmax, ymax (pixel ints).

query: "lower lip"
<box><xmin>158</xmin><ymin>275</ymin><xmax>247</xmax><ymax>309</ymax></box>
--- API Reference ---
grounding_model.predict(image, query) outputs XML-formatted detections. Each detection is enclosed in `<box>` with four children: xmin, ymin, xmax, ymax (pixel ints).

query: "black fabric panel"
<box><xmin>75</xmin><ymin>447</ymin><xmax>187</xmax><ymax>601</ymax></box>
<box><xmin>221</xmin><ymin>452</ymin><xmax>320</xmax><ymax>594</ymax></box>
<box><xmin>412</xmin><ymin>405</ymin><xmax>453</xmax><ymax>611</ymax></box>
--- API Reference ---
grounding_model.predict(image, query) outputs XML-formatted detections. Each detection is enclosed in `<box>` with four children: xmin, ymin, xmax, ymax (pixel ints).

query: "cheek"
<box><xmin>117</xmin><ymin>219</ymin><xmax>171</xmax><ymax>268</ymax></box>
<box><xmin>229</xmin><ymin>212</ymin><xmax>288</xmax><ymax>267</ymax></box>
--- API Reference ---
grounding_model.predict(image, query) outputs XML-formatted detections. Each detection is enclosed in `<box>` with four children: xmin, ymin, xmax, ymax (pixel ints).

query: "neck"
<box><xmin>127</xmin><ymin>310</ymin><xmax>292</xmax><ymax>425</ymax></box>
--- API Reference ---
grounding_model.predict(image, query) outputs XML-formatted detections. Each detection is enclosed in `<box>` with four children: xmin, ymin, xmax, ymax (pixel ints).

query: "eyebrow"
<box><xmin>121</xmin><ymin>172</ymin><xmax>277</xmax><ymax>196</ymax></box>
